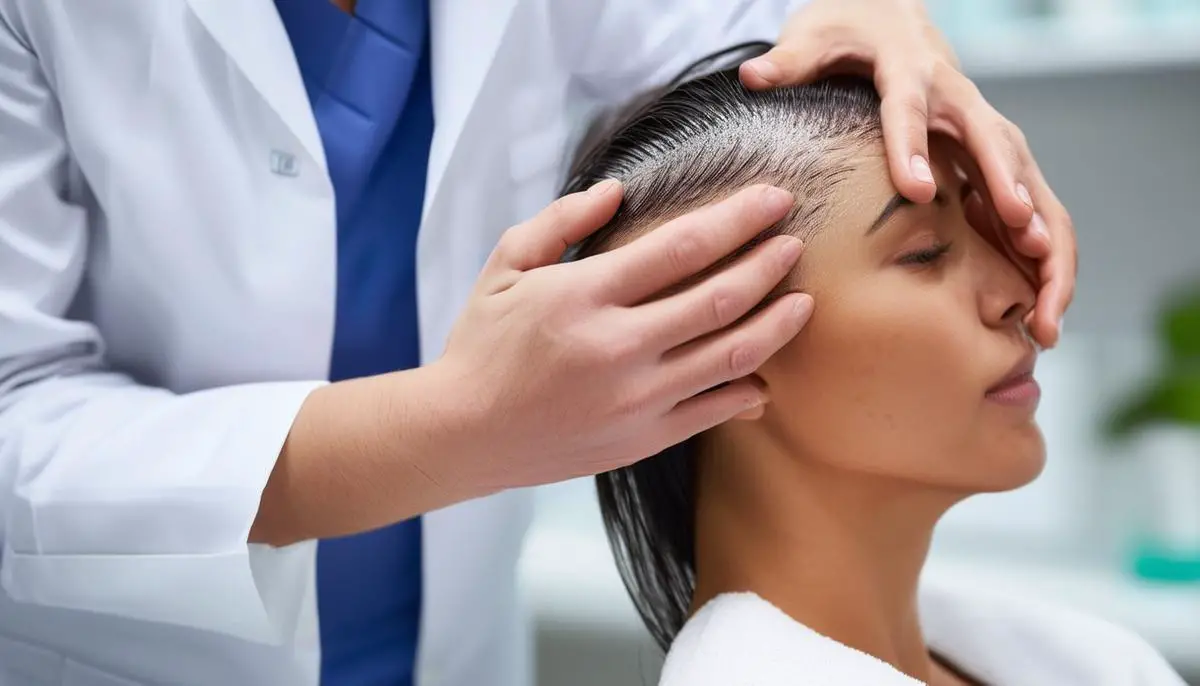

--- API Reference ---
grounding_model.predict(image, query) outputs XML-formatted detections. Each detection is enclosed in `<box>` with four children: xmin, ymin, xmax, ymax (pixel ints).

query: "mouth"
<box><xmin>985</xmin><ymin>351</ymin><xmax>1040</xmax><ymax>407</ymax></box>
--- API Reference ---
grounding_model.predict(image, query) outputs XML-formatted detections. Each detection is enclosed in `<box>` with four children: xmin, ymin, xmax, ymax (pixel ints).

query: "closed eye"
<box><xmin>897</xmin><ymin>242</ymin><xmax>952</xmax><ymax>266</ymax></box>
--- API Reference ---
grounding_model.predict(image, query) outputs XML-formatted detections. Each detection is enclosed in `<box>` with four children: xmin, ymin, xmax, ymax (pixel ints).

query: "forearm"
<box><xmin>251</xmin><ymin>362</ymin><xmax>489</xmax><ymax>546</ymax></box>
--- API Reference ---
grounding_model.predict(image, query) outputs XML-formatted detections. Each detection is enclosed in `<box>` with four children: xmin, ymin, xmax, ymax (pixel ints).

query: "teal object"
<box><xmin>1132</xmin><ymin>537</ymin><xmax>1200</xmax><ymax>583</ymax></box>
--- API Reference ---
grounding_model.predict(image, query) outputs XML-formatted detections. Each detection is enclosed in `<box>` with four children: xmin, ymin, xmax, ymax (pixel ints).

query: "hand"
<box><xmin>432</xmin><ymin>181</ymin><xmax>813</xmax><ymax>490</ymax></box>
<box><xmin>738</xmin><ymin>0</ymin><xmax>1075</xmax><ymax>348</ymax></box>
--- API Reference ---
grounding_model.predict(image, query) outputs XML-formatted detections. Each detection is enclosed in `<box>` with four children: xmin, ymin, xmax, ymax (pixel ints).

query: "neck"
<box><xmin>692</xmin><ymin>432</ymin><xmax>960</xmax><ymax>683</ymax></box>
<box><xmin>331</xmin><ymin>0</ymin><xmax>356</xmax><ymax>14</ymax></box>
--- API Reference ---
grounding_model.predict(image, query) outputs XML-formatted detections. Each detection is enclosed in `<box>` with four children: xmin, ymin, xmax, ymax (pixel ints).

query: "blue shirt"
<box><xmin>275</xmin><ymin>1</ymin><xmax>431</xmax><ymax>684</ymax></box>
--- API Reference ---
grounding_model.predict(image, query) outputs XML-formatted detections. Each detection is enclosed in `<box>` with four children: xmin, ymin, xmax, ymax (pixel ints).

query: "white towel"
<box><xmin>660</xmin><ymin>584</ymin><xmax>1187</xmax><ymax>686</ymax></box>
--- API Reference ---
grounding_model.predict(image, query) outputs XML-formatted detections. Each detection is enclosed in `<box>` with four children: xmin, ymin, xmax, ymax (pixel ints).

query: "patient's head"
<box><xmin>564</xmin><ymin>44</ymin><xmax>1045</xmax><ymax>650</ymax></box>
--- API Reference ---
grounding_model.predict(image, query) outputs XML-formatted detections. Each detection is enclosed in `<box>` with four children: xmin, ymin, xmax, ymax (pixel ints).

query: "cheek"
<box><xmin>768</xmin><ymin>281</ymin><xmax>982</xmax><ymax>478</ymax></box>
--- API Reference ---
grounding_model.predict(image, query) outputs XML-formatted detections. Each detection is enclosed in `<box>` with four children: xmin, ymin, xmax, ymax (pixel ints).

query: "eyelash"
<box><xmin>899</xmin><ymin>242</ymin><xmax>952</xmax><ymax>266</ymax></box>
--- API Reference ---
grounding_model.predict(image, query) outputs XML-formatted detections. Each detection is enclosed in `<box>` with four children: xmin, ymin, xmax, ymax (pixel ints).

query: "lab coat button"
<box><xmin>269</xmin><ymin>150</ymin><xmax>299</xmax><ymax>177</ymax></box>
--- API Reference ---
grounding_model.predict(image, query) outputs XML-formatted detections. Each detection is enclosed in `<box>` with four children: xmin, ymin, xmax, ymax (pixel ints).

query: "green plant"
<box><xmin>1106</xmin><ymin>282</ymin><xmax>1200</xmax><ymax>439</ymax></box>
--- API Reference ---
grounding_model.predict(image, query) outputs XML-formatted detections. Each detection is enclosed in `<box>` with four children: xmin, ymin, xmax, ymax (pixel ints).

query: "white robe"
<box><xmin>660</xmin><ymin>583</ymin><xmax>1187</xmax><ymax>686</ymax></box>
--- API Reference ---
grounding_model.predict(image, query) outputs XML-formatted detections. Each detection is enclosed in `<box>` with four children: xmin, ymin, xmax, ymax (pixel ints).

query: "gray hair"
<box><xmin>563</xmin><ymin>43</ymin><xmax>883</xmax><ymax>262</ymax></box>
<box><xmin>563</xmin><ymin>43</ymin><xmax>886</xmax><ymax>654</ymax></box>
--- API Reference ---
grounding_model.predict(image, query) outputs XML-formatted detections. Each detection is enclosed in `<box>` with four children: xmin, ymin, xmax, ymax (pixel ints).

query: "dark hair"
<box><xmin>562</xmin><ymin>43</ymin><xmax>883</xmax><ymax>652</ymax></box>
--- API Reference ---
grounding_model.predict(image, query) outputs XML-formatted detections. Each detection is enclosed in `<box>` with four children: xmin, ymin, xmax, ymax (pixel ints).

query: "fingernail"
<box><xmin>1031</xmin><ymin>212</ymin><xmax>1050</xmax><ymax>241</ymax></box>
<box><xmin>746</xmin><ymin>58</ymin><xmax>781</xmax><ymax>83</ymax></box>
<box><xmin>762</xmin><ymin>187</ymin><xmax>795</xmax><ymax>215</ymax></box>
<box><xmin>792</xmin><ymin>294</ymin><xmax>815</xmax><ymax>324</ymax></box>
<box><xmin>1016</xmin><ymin>183</ymin><xmax>1033</xmax><ymax>209</ymax></box>
<box><xmin>910</xmin><ymin>156</ymin><xmax>935</xmax><ymax>185</ymax></box>
<box><xmin>589</xmin><ymin>179</ymin><xmax>620</xmax><ymax>196</ymax></box>
<box><xmin>778</xmin><ymin>237</ymin><xmax>804</xmax><ymax>266</ymax></box>
<box><xmin>1057</xmin><ymin>316</ymin><xmax>1065</xmax><ymax>338</ymax></box>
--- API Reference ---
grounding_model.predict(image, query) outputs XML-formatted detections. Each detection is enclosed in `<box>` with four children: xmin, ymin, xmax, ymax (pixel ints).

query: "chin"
<box><xmin>976</xmin><ymin>425</ymin><xmax>1048</xmax><ymax>493</ymax></box>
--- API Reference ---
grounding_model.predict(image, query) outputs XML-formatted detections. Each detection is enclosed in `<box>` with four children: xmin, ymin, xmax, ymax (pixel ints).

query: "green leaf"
<box><xmin>1161</xmin><ymin>284</ymin><xmax>1200</xmax><ymax>361</ymax></box>
<box><xmin>1105</xmin><ymin>370</ymin><xmax>1200</xmax><ymax>440</ymax></box>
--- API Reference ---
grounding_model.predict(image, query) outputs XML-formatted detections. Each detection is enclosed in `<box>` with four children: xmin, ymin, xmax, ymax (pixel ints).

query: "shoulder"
<box><xmin>921</xmin><ymin>582</ymin><xmax>1187</xmax><ymax>686</ymax></box>
<box><xmin>659</xmin><ymin>593</ymin><xmax>921</xmax><ymax>686</ymax></box>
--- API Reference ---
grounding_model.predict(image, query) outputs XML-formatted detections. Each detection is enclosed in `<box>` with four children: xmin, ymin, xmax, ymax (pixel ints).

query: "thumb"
<box><xmin>740</xmin><ymin>45</ymin><xmax>821</xmax><ymax>90</ymax></box>
<box><xmin>484</xmin><ymin>179</ymin><xmax>623</xmax><ymax>274</ymax></box>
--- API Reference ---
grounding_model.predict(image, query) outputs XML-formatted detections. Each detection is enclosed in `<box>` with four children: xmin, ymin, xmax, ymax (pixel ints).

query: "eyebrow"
<box><xmin>866</xmin><ymin>191</ymin><xmax>950</xmax><ymax>235</ymax></box>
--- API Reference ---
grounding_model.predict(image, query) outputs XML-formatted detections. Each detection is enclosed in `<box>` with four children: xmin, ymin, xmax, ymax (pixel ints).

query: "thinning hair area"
<box><xmin>561</xmin><ymin>43</ymin><xmax>885</xmax><ymax>653</ymax></box>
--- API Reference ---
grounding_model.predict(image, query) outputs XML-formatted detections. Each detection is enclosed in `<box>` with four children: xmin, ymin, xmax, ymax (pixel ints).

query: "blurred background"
<box><xmin>520</xmin><ymin>1</ymin><xmax>1200</xmax><ymax>684</ymax></box>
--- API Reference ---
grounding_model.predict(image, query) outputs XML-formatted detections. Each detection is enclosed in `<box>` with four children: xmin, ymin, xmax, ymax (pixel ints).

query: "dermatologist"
<box><xmin>0</xmin><ymin>0</ymin><xmax>1076</xmax><ymax>685</ymax></box>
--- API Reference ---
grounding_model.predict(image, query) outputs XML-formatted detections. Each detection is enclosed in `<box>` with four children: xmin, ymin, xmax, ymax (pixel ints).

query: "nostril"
<box><xmin>1001</xmin><ymin>303</ymin><xmax>1024</xmax><ymax>322</ymax></box>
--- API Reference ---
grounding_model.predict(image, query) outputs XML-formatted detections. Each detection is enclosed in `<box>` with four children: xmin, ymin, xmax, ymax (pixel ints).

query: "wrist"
<box><xmin>251</xmin><ymin>364</ymin><xmax>494</xmax><ymax>546</ymax></box>
<box><xmin>399</xmin><ymin>358</ymin><xmax>498</xmax><ymax>502</ymax></box>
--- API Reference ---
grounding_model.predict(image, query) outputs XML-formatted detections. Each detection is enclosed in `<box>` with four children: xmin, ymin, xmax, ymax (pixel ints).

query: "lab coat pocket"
<box><xmin>62</xmin><ymin>659</ymin><xmax>143</xmax><ymax>686</ymax></box>
<box><xmin>0</xmin><ymin>633</ymin><xmax>63</xmax><ymax>685</ymax></box>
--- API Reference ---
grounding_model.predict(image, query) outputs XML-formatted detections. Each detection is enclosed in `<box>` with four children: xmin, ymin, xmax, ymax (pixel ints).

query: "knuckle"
<box><xmin>708</xmin><ymin>288</ymin><xmax>742</xmax><ymax>329</ymax></box>
<box><xmin>1061</xmin><ymin>213</ymin><xmax>1077</xmax><ymax>237</ymax></box>
<box><xmin>726</xmin><ymin>341</ymin><xmax>761</xmax><ymax>378</ymax></box>
<box><xmin>913</xmin><ymin>57</ymin><xmax>939</xmax><ymax>87</ymax></box>
<box><xmin>900</xmin><ymin>92</ymin><xmax>929</xmax><ymax>120</ymax></box>
<box><xmin>1009</xmin><ymin>123</ymin><xmax>1030</xmax><ymax>150</ymax></box>
<box><xmin>493</xmin><ymin>227</ymin><xmax>520</xmax><ymax>262</ymax></box>
<box><xmin>599</xmin><ymin>327</ymin><xmax>643</xmax><ymax>364</ymax></box>
<box><xmin>616</xmin><ymin>385</ymin><xmax>653</xmax><ymax>420</ymax></box>
<box><xmin>667</xmin><ymin>233</ymin><xmax>705</xmax><ymax>274</ymax></box>
<box><xmin>956</xmin><ymin>72</ymin><xmax>985</xmax><ymax>102</ymax></box>
<box><xmin>543</xmin><ymin>196</ymin><xmax>571</xmax><ymax>224</ymax></box>
<box><xmin>995</xmin><ymin>119</ymin><xmax>1019</xmax><ymax>152</ymax></box>
<box><xmin>932</xmin><ymin>57</ymin><xmax>962</xmax><ymax>82</ymax></box>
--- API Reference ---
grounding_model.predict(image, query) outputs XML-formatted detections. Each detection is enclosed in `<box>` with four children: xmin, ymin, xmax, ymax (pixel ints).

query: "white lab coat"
<box><xmin>0</xmin><ymin>1</ymin><xmax>799</xmax><ymax>685</ymax></box>
<box><xmin>661</xmin><ymin>583</ymin><xmax>1187</xmax><ymax>686</ymax></box>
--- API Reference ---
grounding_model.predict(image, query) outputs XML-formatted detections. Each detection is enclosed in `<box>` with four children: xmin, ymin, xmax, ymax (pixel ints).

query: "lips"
<box><xmin>986</xmin><ymin>351</ymin><xmax>1040</xmax><ymax>406</ymax></box>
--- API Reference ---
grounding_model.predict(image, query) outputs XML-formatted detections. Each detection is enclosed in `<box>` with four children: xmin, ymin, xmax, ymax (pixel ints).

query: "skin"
<box><xmin>743</xmin><ymin>0</ymin><xmax>1076</xmax><ymax>348</ymax></box>
<box><xmin>690</xmin><ymin>140</ymin><xmax>1044</xmax><ymax>686</ymax></box>
<box><xmin>252</xmin><ymin>0</ymin><xmax>1073</xmax><ymax>547</ymax></box>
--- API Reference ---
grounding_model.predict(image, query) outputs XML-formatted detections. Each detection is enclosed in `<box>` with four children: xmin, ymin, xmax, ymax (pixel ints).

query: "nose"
<box><xmin>977</xmin><ymin>240</ymin><xmax>1037</xmax><ymax>331</ymax></box>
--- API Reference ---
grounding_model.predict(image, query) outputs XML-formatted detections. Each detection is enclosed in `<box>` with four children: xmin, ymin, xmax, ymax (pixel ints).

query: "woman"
<box><xmin>564</xmin><ymin>44</ymin><xmax>1183</xmax><ymax>686</ymax></box>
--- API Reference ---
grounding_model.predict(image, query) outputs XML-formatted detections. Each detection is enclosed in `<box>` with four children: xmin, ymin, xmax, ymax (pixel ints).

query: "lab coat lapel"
<box><xmin>423</xmin><ymin>0</ymin><xmax>518</xmax><ymax>217</ymax></box>
<box><xmin>183</xmin><ymin>0</ymin><xmax>325</xmax><ymax>170</ymax></box>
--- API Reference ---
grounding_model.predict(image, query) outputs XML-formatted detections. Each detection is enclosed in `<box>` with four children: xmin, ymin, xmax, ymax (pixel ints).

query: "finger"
<box><xmin>634</xmin><ymin>235</ymin><xmax>804</xmax><ymax>351</ymax></box>
<box><xmin>596</xmin><ymin>184</ymin><xmax>795</xmax><ymax>305</ymax></box>
<box><xmin>1029</xmin><ymin>262</ymin><xmax>1071</xmax><ymax>349</ymax></box>
<box><xmin>1008</xmin><ymin>211</ymin><xmax>1051</xmax><ymax>260</ymax></box>
<box><xmin>1029</xmin><ymin>203</ymin><xmax>1077</xmax><ymax>348</ymax></box>
<box><xmin>740</xmin><ymin>45</ymin><xmax>821</xmax><ymax>90</ymax></box>
<box><xmin>485</xmin><ymin>180</ymin><xmax>623</xmax><ymax>274</ymax></box>
<box><xmin>1025</xmin><ymin>236</ymin><xmax>1071</xmax><ymax>349</ymax></box>
<box><xmin>878</xmin><ymin>71</ymin><xmax>937</xmax><ymax>204</ymax></box>
<box><xmin>960</xmin><ymin>141</ymin><xmax>1072</xmax><ymax>349</ymax></box>
<box><xmin>1004</xmin><ymin>154</ymin><xmax>1053</xmax><ymax>258</ymax></box>
<box><xmin>945</xmin><ymin>84</ymin><xmax>1034</xmax><ymax>229</ymax></box>
<box><xmin>662</xmin><ymin>292</ymin><xmax>814</xmax><ymax>401</ymax></box>
<box><xmin>950</xmin><ymin>142</ymin><xmax>1045</xmax><ymax>264</ymax></box>
<box><xmin>656</xmin><ymin>378</ymin><xmax>769</xmax><ymax>448</ymax></box>
<box><xmin>1010</xmin><ymin>158</ymin><xmax>1075</xmax><ymax>348</ymax></box>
